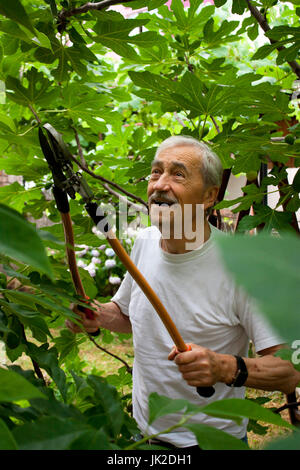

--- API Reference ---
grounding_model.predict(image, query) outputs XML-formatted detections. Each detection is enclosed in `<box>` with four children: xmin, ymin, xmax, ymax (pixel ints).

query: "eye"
<box><xmin>175</xmin><ymin>171</ymin><xmax>184</xmax><ymax>177</ymax></box>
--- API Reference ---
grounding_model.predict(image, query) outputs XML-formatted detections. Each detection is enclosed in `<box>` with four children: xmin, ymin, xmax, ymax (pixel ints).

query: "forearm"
<box><xmin>244</xmin><ymin>355</ymin><xmax>300</xmax><ymax>395</ymax></box>
<box><xmin>95</xmin><ymin>301</ymin><xmax>132</xmax><ymax>334</ymax></box>
<box><xmin>67</xmin><ymin>300</ymin><xmax>132</xmax><ymax>334</ymax></box>
<box><xmin>171</xmin><ymin>345</ymin><xmax>300</xmax><ymax>395</ymax></box>
<box><xmin>219</xmin><ymin>353</ymin><xmax>300</xmax><ymax>395</ymax></box>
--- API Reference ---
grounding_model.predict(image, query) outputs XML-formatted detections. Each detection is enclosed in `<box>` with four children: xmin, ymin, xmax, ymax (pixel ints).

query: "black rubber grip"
<box><xmin>38</xmin><ymin>127</ymin><xmax>57</xmax><ymax>168</ymax></box>
<box><xmin>197</xmin><ymin>386</ymin><xmax>215</xmax><ymax>398</ymax></box>
<box><xmin>89</xmin><ymin>329</ymin><xmax>101</xmax><ymax>337</ymax></box>
<box><xmin>85</xmin><ymin>202</ymin><xmax>111</xmax><ymax>234</ymax></box>
<box><xmin>52</xmin><ymin>185</ymin><xmax>70</xmax><ymax>213</ymax></box>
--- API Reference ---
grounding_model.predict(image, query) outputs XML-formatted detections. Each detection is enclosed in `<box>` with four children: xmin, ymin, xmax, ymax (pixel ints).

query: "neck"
<box><xmin>160</xmin><ymin>220</ymin><xmax>211</xmax><ymax>254</ymax></box>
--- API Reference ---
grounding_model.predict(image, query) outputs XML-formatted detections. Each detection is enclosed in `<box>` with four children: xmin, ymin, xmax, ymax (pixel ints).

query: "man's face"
<box><xmin>147</xmin><ymin>145</ymin><xmax>216</xmax><ymax>237</ymax></box>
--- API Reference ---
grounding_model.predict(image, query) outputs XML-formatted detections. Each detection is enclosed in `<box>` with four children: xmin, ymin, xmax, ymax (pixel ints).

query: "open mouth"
<box><xmin>151</xmin><ymin>200</ymin><xmax>176</xmax><ymax>207</ymax></box>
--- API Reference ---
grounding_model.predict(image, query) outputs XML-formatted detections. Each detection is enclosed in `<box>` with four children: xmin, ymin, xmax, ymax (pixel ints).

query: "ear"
<box><xmin>203</xmin><ymin>186</ymin><xmax>219</xmax><ymax>210</ymax></box>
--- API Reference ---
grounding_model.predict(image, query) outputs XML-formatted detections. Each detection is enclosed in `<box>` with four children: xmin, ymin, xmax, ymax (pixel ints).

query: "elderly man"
<box><xmin>67</xmin><ymin>136</ymin><xmax>300</xmax><ymax>449</ymax></box>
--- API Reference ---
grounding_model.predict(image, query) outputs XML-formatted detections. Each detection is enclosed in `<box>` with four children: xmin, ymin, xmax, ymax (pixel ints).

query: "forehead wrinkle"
<box><xmin>151</xmin><ymin>159</ymin><xmax>189</xmax><ymax>174</ymax></box>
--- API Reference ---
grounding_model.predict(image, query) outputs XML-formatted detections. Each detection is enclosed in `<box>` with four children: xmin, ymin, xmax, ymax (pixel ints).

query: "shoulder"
<box><xmin>210</xmin><ymin>223</ymin><xmax>227</xmax><ymax>239</ymax></box>
<box><xmin>135</xmin><ymin>225</ymin><xmax>161</xmax><ymax>241</ymax></box>
<box><xmin>130</xmin><ymin>225</ymin><xmax>160</xmax><ymax>259</ymax></box>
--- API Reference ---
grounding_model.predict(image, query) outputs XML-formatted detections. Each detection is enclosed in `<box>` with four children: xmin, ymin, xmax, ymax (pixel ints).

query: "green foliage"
<box><xmin>215</xmin><ymin>232</ymin><xmax>300</xmax><ymax>343</ymax></box>
<box><xmin>0</xmin><ymin>367</ymin><xmax>45</xmax><ymax>402</ymax></box>
<box><xmin>0</xmin><ymin>365</ymin><xmax>138</xmax><ymax>450</ymax></box>
<box><xmin>0</xmin><ymin>0</ymin><xmax>299</xmax><ymax>450</ymax></box>
<box><xmin>0</xmin><ymin>204</ymin><xmax>53</xmax><ymax>278</ymax></box>
<box><xmin>129</xmin><ymin>392</ymin><xmax>294</xmax><ymax>450</ymax></box>
<box><xmin>0</xmin><ymin>0</ymin><xmax>35</xmax><ymax>34</ymax></box>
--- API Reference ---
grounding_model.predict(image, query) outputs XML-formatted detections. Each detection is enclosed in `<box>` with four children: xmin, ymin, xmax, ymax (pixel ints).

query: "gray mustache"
<box><xmin>149</xmin><ymin>192</ymin><xmax>178</xmax><ymax>205</ymax></box>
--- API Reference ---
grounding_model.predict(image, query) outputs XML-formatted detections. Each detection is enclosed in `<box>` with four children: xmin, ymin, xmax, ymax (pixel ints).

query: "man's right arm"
<box><xmin>66</xmin><ymin>300</ymin><xmax>132</xmax><ymax>335</ymax></box>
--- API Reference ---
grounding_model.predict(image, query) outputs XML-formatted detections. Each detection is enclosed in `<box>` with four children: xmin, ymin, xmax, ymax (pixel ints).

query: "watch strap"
<box><xmin>226</xmin><ymin>355</ymin><xmax>248</xmax><ymax>387</ymax></box>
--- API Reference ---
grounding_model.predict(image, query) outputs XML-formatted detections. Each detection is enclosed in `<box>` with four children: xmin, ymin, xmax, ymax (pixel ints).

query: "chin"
<box><xmin>149</xmin><ymin>207</ymin><xmax>178</xmax><ymax>238</ymax></box>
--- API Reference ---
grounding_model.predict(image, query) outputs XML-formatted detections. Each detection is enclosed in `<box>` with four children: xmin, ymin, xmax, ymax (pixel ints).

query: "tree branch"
<box><xmin>246</xmin><ymin>0</ymin><xmax>300</xmax><ymax>79</ymax></box>
<box><xmin>21</xmin><ymin>324</ymin><xmax>47</xmax><ymax>386</ymax></box>
<box><xmin>58</xmin><ymin>0</ymin><xmax>138</xmax><ymax>20</ymax></box>
<box><xmin>73</xmin><ymin>128</ymin><xmax>88</xmax><ymax>169</ymax></box>
<box><xmin>87</xmin><ymin>333</ymin><xmax>132</xmax><ymax>374</ymax></box>
<box><xmin>69</xmin><ymin>153</ymin><xmax>148</xmax><ymax>208</ymax></box>
<box><xmin>210</xmin><ymin>115</ymin><xmax>221</xmax><ymax>134</ymax></box>
<box><xmin>102</xmin><ymin>183</ymin><xmax>147</xmax><ymax>214</ymax></box>
<box><xmin>28</xmin><ymin>104</ymin><xmax>42</xmax><ymax>125</ymax></box>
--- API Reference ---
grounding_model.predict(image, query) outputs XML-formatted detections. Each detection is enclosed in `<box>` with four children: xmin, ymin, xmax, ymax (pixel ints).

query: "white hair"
<box><xmin>154</xmin><ymin>135</ymin><xmax>223</xmax><ymax>188</ymax></box>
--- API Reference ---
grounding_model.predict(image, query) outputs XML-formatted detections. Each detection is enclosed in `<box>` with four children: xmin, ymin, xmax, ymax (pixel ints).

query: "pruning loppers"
<box><xmin>38</xmin><ymin>123</ymin><xmax>215</xmax><ymax>398</ymax></box>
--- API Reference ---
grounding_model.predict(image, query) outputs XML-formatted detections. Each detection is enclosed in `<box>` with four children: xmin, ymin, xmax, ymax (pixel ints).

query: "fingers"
<box><xmin>66</xmin><ymin>302</ymin><xmax>100</xmax><ymax>334</ymax></box>
<box><xmin>168</xmin><ymin>345</ymin><xmax>180</xmax><ymax>361</ymax></box>
<box><xmin>169</xmin><ymin>344</ymin><xmax>199</xmax><ymax>363</ymax></box>
<box><xmin>168</xmin><ymin>344</ymin><xmax>216</xmax><ymax>387</ymax></box>
<box><xmin>65</xmin><ymin>318</ymin><xmax>82</xmax><ymax>333</ymax></box>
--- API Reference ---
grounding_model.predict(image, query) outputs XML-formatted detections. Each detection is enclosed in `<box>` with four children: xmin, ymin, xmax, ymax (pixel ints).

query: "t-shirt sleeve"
<box><xmin>234</xmin><ymin>286</ymin><xmax>283</xmax><ymax>353</ymax></box>
<box><xmin>111</xmin><ymin>270</ymin><xmax>132</xmax><ymax>316</ymax></box>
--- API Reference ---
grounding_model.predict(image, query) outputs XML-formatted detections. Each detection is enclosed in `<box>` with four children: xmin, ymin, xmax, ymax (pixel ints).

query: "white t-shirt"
<box><xmin>111</xmin><ymin>225</ymin><xmax>281</xmax><ymax>447</ymax></box>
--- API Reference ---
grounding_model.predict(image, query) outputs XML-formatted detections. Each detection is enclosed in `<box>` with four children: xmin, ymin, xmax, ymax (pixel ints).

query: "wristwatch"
<box><xmin>226</xmin><ymin>355</ymin><xmax>248</xmax><ymax>387</ymax></box>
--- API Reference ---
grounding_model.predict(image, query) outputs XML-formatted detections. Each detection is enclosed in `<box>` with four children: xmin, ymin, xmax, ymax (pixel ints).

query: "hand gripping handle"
<box><xmin>77</xmin><ymin>296</ymin><xmax>101</xmax><ymax>337</ymax></box>
<box><xmin>185</xmin><ymin>345</ymin><xmax>215</xmax><ymax>398</ymax></box>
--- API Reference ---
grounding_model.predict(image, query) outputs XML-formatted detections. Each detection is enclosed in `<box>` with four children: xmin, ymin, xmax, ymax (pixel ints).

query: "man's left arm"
<box><xmin>241</xmin><ymin>344</ymin><xmax>300</xmax><ymax>395</ymax></box>
<box><xmin>169</xmin><ymin>344</ymin><xmax>300</xmax><ymax>395</ymax></box>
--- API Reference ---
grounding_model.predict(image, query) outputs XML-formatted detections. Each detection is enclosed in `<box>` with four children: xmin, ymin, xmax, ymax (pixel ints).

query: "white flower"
<box><xmin>85</xmin><ymin>263</ymin><xmax>96</xmax><ymax>277</ymax></box>
<box><xmin>109</xmin><ymin>276</ymin><xmax>121</xmax><ymax>285</ymax></box>
<box><xmin>105</xmin><ymin>248</ymin><xmax>115</xmax><ymax>257</ymax></box>
<box><xmin>77</xmin><ymin>247</ymin><xmax>88</xmax><ymax>257</ymax></box>
<box><xmin>99</xmin><ymin>244</ymin><xmax>106</xmax><ymax>250</ymax></box>
<box><xmin>92</xmin><ymin>226</ymin><xmax>104</xmax><ymax>238</ymax></box>
<box><xmin>92</xmin><ymin>257</ymin><xmax>101</xmax><ymax>264</ymax></box>
<box><xmin>105</xmin><ymin>259</ymin><xmax>116</xmax><ymax>268</ymax></box>
<box><xmin>77</xmin><ymin>260</ymin><xmax>87</xmax><ymax>268</ymax></box>
<box><xmin>91</xmin><ymin>249</ymin><xmax>100</xmax><ymax>257</ymax></box>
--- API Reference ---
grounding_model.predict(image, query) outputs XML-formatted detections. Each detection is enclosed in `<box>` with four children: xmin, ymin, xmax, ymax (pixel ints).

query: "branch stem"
<box><xmin>28</xmin><ymin>104</ymin><xmax>42</xmax><ymax>125</ymax></box>
<box><xmin>246</xmin><ymin>0</ymin><xmax>300</xmax><ymax>78</ymax></box>
<box><xmin>125</xmin><ymin>415</ymin><xmax>193</xmax><ymax>450</ymax></box>
<box><xmin>69</xmin><ymin>154</ymin><xmax>148</xmax><ymax>208</ymax></box>
<box><xmin>210</xmin><ymin>115</ymin><xmax>221</xmax><ymax>134</ymax></box>
<box><xmin>87</xmin><ymin>333</ymin><xmax>132</xmax><ymax>374</ymax></box>
<box><xmin>59</xmin><ymin>0</ymin><xmax>137</xmax><ymax>20</ymax></box>
<box><xmin>72</xmin><ymin>128</ymin><xmax>88</xmax><ymax>169</ymax></box>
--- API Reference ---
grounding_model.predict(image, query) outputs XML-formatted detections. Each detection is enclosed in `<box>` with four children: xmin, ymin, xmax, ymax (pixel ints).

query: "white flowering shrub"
<box><xmin>75</xmin><ymin>237</ymin><xmax>134</xmax><ymax>298</ymax></box>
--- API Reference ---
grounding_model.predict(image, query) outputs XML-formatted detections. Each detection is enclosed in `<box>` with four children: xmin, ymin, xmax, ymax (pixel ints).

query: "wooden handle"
<box><xmin>85</xmin><ymin>202</ymin><xmax>186</xmax><ymax>352</ymax></box>
<box><xmin>61</xmin><ymin>212</ymin><xmax>86</xmax><ymax>298</ymax></box>
<box><xmin>60</xmin><ymin>211</ymin><xmax>100</xmax><ymax>335</ymax></box>
<box><xmin>108</xmin><ymin>234</ymin><xmax>187</xmax><ymax>352</ymax></box>
<box><xmin>108</xmin><ymin>235</ymin><xmax>215</xmax><ymax>397</ymax></box>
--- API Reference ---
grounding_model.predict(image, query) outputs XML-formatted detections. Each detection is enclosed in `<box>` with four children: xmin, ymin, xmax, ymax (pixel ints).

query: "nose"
<box><xmin>152</xmin><ymin>173</ymin><xmax>171</xmax><ymax>192</ymax></box>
